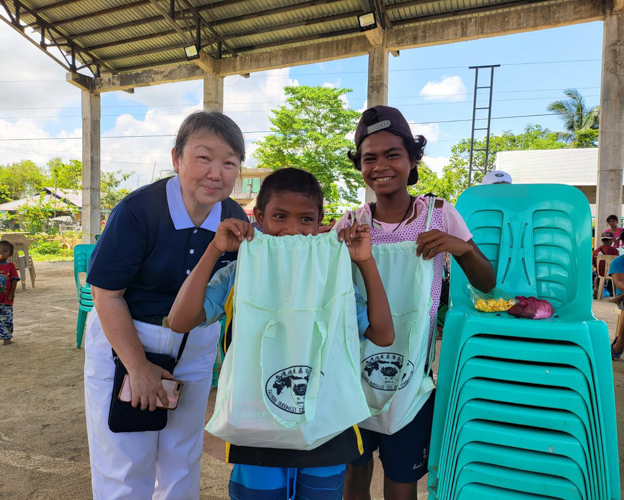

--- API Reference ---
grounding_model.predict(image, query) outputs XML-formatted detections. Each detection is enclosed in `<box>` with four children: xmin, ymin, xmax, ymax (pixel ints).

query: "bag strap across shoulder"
<box><xmin>112</xmin><ymin>332</ymin><xmax>189</xmax><ymax>369</ymax></box>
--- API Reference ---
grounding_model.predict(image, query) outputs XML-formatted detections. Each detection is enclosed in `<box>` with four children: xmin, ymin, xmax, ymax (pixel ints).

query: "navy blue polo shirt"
<box><xmin>87</xmin><ymin>176</ymin><xmax>247</xmax><ymax>320</ymax></box>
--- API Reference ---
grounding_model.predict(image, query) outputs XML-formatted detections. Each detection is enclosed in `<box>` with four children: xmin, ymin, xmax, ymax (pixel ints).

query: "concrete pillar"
<box><xmin>203</xmin><ymin>72</ymin><xmax>224</xmax><ymax>112</ymax></box>
<box><xmin>596</xmin><ymin>6</ymin><xmax>624</xmax><ymax>243</ymax></box>
<box><xmin>81</xmin><ymin>91</ymin><xmax>100</xmax><ymax>244</ymax></box>
<box><xmin>365</xmin><ymin>44</ymin><xmax>389</xmax><ymax>203</ymax></box>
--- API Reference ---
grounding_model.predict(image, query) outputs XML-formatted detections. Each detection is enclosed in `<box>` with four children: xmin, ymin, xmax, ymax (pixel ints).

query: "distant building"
<box><xmin>495</xmin><ymin>149</ymin><xmax>620</xmax><ymax>216</ymax></box>
<box><xmin>231</xmin><ymin>168</ymin><xmax>273</xmax><ymax>207</ymax></box>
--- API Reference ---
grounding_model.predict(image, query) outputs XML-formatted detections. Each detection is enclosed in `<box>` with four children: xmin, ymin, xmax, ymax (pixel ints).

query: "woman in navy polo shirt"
<box><xmin>84</xmin><ymin>111</ymin><xmax>248</xmax><ymax>499</ymax></box>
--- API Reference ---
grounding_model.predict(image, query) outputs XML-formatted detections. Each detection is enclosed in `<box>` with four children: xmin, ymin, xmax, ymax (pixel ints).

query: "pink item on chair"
<box><xmin>508</xmin><ymin>296</ymin><xmax>554</xmax><ymax>320</ymax></box>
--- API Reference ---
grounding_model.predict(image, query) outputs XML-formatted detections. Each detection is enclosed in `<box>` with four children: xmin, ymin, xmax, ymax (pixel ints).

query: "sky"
<box><xmin>0</xmin><ymin>18</ymin><xmax>604</xmax><ymax>191</ymax></box>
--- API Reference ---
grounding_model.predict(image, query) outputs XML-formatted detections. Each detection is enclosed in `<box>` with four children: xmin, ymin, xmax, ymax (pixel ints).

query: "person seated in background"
<box><xmin>593</xmin><ymin>231</ymin><xmax>619</xmax><ymax>299</ymax></box>
<box><xmin>605</xmin><ymin>214</ymin><xmax>622</xmax><ymax>247</ymax></box>
<box><xmin>607</xmin><ymin>255</ymin><xmax>624</xmax><ymax>360</ymax></box>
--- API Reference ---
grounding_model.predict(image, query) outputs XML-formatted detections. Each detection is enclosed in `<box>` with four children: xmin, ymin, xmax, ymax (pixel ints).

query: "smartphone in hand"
<box><xmin>118</xmin><ymin>376</ymin><xmax>183</xmax><ymax>410</ymax></box>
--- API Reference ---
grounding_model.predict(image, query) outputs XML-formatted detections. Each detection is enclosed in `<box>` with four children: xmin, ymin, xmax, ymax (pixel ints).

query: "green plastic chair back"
<box><xmin>454</xmin><ymin>443</ymin><xmax>589</xmax><ymax>499</ymax></box>
<box><xmin>455</xmin><ymin>462</ymin><xmax>583</xmax><ymax>500</ymax></box>
<box><xmin>73</xmin><ymin>244</ymin><xmax>95</xmax><ymax>349</ymax></box>
<box><xmin>457</xmin><ymin>483</ymin><xmax>557</xmax><ymax>500</ymax></box>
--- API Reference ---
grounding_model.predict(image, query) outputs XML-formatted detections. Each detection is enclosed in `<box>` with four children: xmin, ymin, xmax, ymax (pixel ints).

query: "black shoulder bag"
<box><xmin>108</xmin><ymin>333</ymin><xmax>189</xmax><ymax>433</ymax></box>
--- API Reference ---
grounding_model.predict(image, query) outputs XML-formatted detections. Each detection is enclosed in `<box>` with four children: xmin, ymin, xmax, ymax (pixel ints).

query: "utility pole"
<box><xmin>468</xmin><ymin>64</ymin><xmax>500</xmax><ymax>187</ymax></box>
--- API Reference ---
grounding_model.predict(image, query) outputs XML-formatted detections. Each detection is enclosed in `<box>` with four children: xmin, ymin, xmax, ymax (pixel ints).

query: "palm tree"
<box><xmin>547</xmin><ymin>89</ymin><xmax>599</xmax><ymax>147</ymax></box>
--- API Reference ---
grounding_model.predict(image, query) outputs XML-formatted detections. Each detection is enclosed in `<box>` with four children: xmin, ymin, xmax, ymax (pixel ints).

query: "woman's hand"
<box><xmin>128</xmin><ymin>360</ymin><xmax>174</xmax><ymax>411</ymax></box>
<box><xmin>338</xmin><ymin>222</ymin><xmax>373</xmax><ymax>265</ymax></box>
<box><xmin>416</xmin><ymin>229</ymin><xmax>473</xmax><ymax>260</ymax></box>
<box><xmin>210</xmin><ymin>218</ymin><xmax>255</xmax><ymax>253</ymax></box>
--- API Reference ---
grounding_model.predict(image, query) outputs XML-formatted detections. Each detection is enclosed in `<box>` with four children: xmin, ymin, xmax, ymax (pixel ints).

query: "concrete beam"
<box><xmin>203</xmin><ymin>72</ymin><xmax>224</xmax><ymax>113</ymax></box>
<box><xmin>81</xmin><ymin>91</ymin><xmax>101</xmax><ymax>244</ymax></box>
<box><xmin>215</xmin><ymin>35</ymin><xmax>370</xmax><ymax>76</ymax></box>
<box><xmin>93</xmin><ymin>63</ymin><xmax>203</xmax><ymax>92</ymax></box>
<box><xmin>364</xmin><ymin>43</ymin><xmax>388</xmax><ymax>204</ymax></box>
<box><xmin>386</xmin><ymin>0</ymin><xmax>604</xmax><ymax>51</ymax></box>
<box><xmin>364</xmin><ymin>25</ymin><xmax>384</xmax><ymax>47</ymax></box>
<box><xmin>596</xmin><ymin>7</ymin><xmax>624</xmax><ymax>245</ymax></box>
<box><xmin>195</xmin><ymin>52</ymin><xmax>217</xmax><ymax>73</ymax></box>
<box><xmin>67</xmin><ymin>72</ymin><xmax>93</xmax><ymax>92</ymax></box>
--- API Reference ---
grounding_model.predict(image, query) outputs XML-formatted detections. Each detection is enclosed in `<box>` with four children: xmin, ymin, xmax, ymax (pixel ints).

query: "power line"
<box><xmin>0</xmin><ymin>58</ymin><xmax>602</xmax><ymax>83</ymax></box>
<box><xmin>0</xmin><ymin>112</ymin><xmax>566</xmax><ymax>142</ymax></box>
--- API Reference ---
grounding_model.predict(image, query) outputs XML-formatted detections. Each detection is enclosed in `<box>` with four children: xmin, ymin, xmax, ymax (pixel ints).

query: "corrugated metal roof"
<box><xmin>2</xmin><ymin>0</ymin><xmax>557</xmax><ymax>75</ymax></box>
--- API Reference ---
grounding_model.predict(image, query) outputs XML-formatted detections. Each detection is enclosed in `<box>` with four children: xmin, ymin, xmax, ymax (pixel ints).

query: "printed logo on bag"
<box><xmin>265</xmin><ymin>366</ymin><xmax>312</xmax><ymax>414</ymax></box>
<box><xmin>362</xmin><ymin>353</ymin><xmax>414</xmax><ymax>391</ymax></box>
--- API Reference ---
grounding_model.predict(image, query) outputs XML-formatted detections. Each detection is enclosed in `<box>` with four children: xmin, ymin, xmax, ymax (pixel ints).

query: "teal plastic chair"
<box><xmin>457</xmin><ymin>483</ymin><xmax>557</xmax><ymax>500</ymax></box>
<box><xmin>446</xmin><ymin>421</ymin><xmax>591</xmax><ymax>500</ymax></box>
<box><xmin>431</xmin><ymin>380</ymin><xmax>600</xmax><ymax>499</ymax></box>
<box><xmin>428</xmin><ymin>185</ymin><xmax>619</xmax><ymax>499</ymax></box>
<box><xmin>455</xmin><ymin>463</ymin><xmax>582</xmax><ymax>500</ymax></box>
<box><xmin>74</xmin><ymin>244</ymin><xmax>95</xmax><ymax>349</ymax></box>
<box><xmin>454</xmin><ymin>443</ymin><xmax>589</xmax><ymax>499</ymax></box>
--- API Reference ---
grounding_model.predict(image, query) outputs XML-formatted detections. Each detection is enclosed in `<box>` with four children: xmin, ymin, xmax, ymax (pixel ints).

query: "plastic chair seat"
<box><xmin>455</xmin><ymin>462</ymin><xmax>583</xmax><ymax>500</ymax></box>
<box><xmin>457</xmin><ymin>482</ymin><xmax>557</xmax><ymax>500</ymax></box>
<box><xmin>454</xmin><ymin>442</ymin><xmax>589</xmax><ymax>499</ymax></box>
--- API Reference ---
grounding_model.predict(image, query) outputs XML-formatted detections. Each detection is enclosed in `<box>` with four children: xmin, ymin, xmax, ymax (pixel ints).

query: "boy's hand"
<box><xmin>416</xmin><ymin>229</ymin><xmax>472</xmax><ymax>260</ymax></box>
<box><xmin>210</xmin><ymin>219</ymin><xmax>255</xmax><ymax>254</ymax></box>
<box><xmin>338</xmin><ymin>222</ymin><xmax>373</xmax><ymax>264</ymax></box>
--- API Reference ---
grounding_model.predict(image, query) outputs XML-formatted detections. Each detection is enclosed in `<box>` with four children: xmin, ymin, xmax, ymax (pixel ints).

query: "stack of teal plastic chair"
<box><xmin>427</xmin><ymin>184</ymin><xmax>620</xmax><ymax>500</ymax></box>
<box><xmin>74</xmin><ymin>244</ymin><xmax>95</xmax><ymax>349</ymax></box>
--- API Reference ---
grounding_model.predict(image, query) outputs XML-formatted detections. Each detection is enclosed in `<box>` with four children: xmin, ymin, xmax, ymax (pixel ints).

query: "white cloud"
<box><xmin>419</xmin><ymin>76</ymin><xmax>467</xmax><ymax>102</ymax></box>
<box><xmin>408</xmin><ymin>122</ymin><xmax>440</xmax><ymax>142</ymax></box>
<box><xmin>423</xmin><ymin>155</ymin><xmax>449</xmax><ymax>175</ymax></box>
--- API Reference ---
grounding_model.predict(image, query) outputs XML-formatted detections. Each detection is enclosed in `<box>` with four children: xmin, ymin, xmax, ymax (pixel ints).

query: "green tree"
<box><xmin>45</xmin><ymin>158</ymin><xmax>132</xmax><ymax>210</ymax></box>
<box><xmin>17</xmin><ymin>193</ymin><xmax>77</xmax><ymax>234</ymax></box>
<box><xmin>0</xmin><ymin>160</ymin><xmax>47</xmax><ymax>199</ymax></box>
<box><xmin>0</xmin><ymin>185</ymin><xmax>11</xmax><ymax>204</ymax></box>
<box><xmin>254</xmin><ymin>86</ymin><xmax>363</xmax><ymax>204</ymax></box>
<box><xmin>413</xmin><ymin>125</ymin><xmax>566</xmax><ymax>204</ymax></box>
<box><xmin>47</xmin><ymin>158</ymin><xmax>82</xmax><ymax>189</ymax></box>
<box><xmin>547</xmin><ymin>88</ymin><xmax>599</xmax><ymax>147</ymax></box>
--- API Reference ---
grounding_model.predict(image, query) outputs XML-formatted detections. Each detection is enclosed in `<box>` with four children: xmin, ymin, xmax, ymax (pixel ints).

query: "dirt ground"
<box><xmin>0</xmin><ymin>261</ymin><xmax>622</xmax><ymax>499</ymax></box>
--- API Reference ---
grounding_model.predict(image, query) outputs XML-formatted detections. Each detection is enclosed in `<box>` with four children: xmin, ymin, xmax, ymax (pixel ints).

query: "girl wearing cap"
<box><xmin>335</xmin><ymin>106</ymin><xmax>495</xmax><ymax>499</ymax></box>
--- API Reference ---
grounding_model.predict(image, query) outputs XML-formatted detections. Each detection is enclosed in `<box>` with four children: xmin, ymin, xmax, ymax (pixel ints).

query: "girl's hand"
<box><xmin>416</xmin><ymin>229</ymin><xmax>473</xmax><ymax>260</ymax></box>
<box><xmin>210</xmin><ymin>219</ymin><xmax>255</xmax><ymax>253</ymax></box>
<box><xmin>338</xmin><ymin>222</ymin><xmax>373</xmax><ymax>264</ymax></box>
<box><xmin>128</xmin><ymin>360</ymin><xmax>174</xmax><ymax>411</ymax></box>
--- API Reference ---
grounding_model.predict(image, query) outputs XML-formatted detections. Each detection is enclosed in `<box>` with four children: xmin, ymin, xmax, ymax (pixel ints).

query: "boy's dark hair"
<box><xmin>0</xmin><ymin>240</ymin><xmax>14</xmax><ymax>256</ymax></box>
<box><xmin>256</xmin><ymin>168</ymin><xmax>324</xmax><ymax>216</ymax></box>
<box><xmin>348</xmin><ymin>108</ymin><xmax>426</xmax><ymax>185</ymax></box>
<box><xmin>607</xmin><ymin>214</ymin><xmax>619</xmax><ymax>223</ymax></box>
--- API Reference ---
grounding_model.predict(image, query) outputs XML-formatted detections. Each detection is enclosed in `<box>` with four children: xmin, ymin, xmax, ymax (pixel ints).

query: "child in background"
<box><xmin>168</xmin><ymin>168</ymin><xmax>394</xmax><ymax>499</ymax></box>
<box><xmin>336</xmin><ymin>106</ymin><xmax>495</xmax><ymax>500</ymax></box>
<box><xmin>0</xmin><ymin>241</ymin><xmax>20</xmax><ymax>345</ymax></box>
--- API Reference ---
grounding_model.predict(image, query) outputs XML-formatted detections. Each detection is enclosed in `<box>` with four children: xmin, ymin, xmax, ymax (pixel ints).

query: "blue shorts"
<box><xmin>351</xmin><ymin>390</ymin><xmax>435</xmax><ymax>484</ymax></box>
<box><xmin>0</xmin><ymin>303</ymin><xmax>13</xmax><ymax>340</ymax></box>
<box><xmin>229</xmin><ymin>464</ymin><xmax>346</xmax><ymax>500</ymax></box>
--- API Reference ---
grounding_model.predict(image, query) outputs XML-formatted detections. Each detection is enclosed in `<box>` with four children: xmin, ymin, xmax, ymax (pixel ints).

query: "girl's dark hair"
<box><xmin>0</xmin><ymin>240</ymin><xmax>14</xmax><ymax>256</ymax></box>
<box><xmin>348</xmin><ymin>132</ymin><xmax>427</xmax><ymax>185</ymax></box>
<box><xmin>607</xmin><ymin>214</ymin><xmax>619</xmax><ymax>223</ymax></box>
<box><xmin>173</xmin><ymin>111</ymin><xmax>245</xmax><ymax>162</ymax></box>
<box><xmin>256</xmin><ymin>168</ymin><xmax>324</xmax><ymax>215</ymax></box>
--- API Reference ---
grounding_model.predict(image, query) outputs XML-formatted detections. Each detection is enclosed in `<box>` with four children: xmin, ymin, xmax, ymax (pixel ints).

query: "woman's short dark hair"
<box><xmin>347</xmin><ymin>132</ymin><xmax>427</xmax><ymax>185</ymax></box>
<box><xmin>607</xmin><ymin>214</ymin><xmax>619</xmax><ymax>223</ymax></box>
<box><xmin>174</xmin><ymin>111</ymin><xmax>245</xmax><ymax>162</ymax></box>
<box><xmin>256</xmin><ymin>168</ymin><xmax>324</xmax><ymax>215</ymax></box>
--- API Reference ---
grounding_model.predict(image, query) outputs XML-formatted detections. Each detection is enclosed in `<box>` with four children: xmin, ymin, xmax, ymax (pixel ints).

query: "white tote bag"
<box><xmin>206</xmin><ymin>231</ymin><xmax>370</xmax><ymax>450</ymax></box>
<box><xmin>352</xmin><ymin>202</ymin><xmax>436</xmax><ymax>435</ymax></box>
